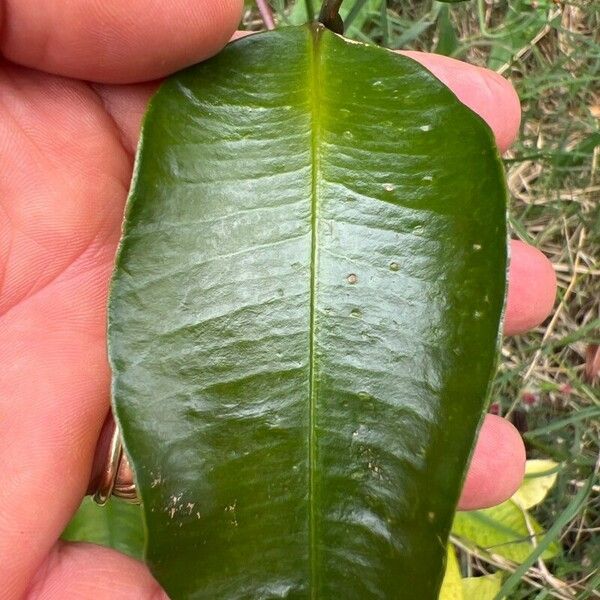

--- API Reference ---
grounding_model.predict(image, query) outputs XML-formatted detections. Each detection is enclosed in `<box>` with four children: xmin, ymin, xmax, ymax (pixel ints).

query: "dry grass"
<box><xmin>484</xmin><ymin>3</ymin><xmax>599</xmax><ymax>596</ymax></box>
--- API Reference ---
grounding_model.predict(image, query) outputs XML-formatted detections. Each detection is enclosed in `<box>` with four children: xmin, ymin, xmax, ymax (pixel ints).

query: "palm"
<box><xmin>0</xmin><ymin>65</ymin><xmax>163</xmax><ymax>596</ymax></box>
<box><xmin>2</xmin><ymin>66</ymin><xmax>129</xmax><ymax>361</ymax></box>
<box><xmin>0</xmin><ymin>3</ymin><xmax>556</xmax><ymax>597</ymax></box>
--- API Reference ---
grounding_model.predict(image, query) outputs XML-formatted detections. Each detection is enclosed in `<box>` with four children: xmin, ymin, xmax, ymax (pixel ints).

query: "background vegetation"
<box><xmin>247</xmin><ymin>1</ymin><xmax>599</xmax><ymax>596</ymax></box>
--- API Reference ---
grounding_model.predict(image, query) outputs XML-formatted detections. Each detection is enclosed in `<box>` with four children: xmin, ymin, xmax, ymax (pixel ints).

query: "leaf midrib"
<box><xmin>308</xmin><ymin>23</ymin><xmax>323</xmax><ymax>599</ymax></box>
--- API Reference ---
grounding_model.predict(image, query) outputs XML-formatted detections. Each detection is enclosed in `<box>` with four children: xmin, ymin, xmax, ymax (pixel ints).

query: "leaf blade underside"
<box><xmin>109</xmin><ymin>25</ymin><xmax>507</xmax><ymax>599</ymax></box>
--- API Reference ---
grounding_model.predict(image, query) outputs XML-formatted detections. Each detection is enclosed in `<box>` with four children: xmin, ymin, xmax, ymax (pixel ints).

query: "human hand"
<box><xmin>0</xmin><ymin>1</ymin><xmax>556</xmax><ymax>596</ymax></box>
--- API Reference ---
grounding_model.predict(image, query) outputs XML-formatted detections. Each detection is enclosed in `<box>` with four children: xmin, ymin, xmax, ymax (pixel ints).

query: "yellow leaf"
<box><xmin>512</xmin><ymin>459</ymin><xmax>559</xmax><ymax>510</ymax></box>
<box><xmin>439</xmin><ymin>545</ymin><xmax>464</xmax><ymax>600</ymax></box>
<box><xmin>462</xmin><ymin>572</ymin><xmax>502</xmax><ymax>599</ymax></box>
<box><xmin>452</xmin><ymin>498</ymin><xmax>559</xmax><ymax>562</ymax></box>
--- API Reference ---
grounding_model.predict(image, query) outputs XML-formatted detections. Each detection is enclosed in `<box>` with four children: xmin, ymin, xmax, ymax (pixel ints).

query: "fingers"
<box><xmin>0</xmin><ymin>0</ymin><xmax>243</xmax><ymax>83</ymax></box>
<box><xmin>458</xmin><ymin>414</ymin><xmax>526</xmax><ymax>510</ymax></box>
<box><xmin>402</xmin><ymin>51</ymin><xmax>521</xmax><ymax>153</ymax></box>
<box><xmin>505</xmin><ymin>240</ymin><xmax>557</xmax><ymax>335</ymax></box>
<box><xmin>27</xmin><ymin>542</ymin><xmax>167</xmax><ymax>600</ymax></box>
<box><xmin>458</xmin><ymin>243</ymin><xmax>554</xmax><ymax>508</ymax></box>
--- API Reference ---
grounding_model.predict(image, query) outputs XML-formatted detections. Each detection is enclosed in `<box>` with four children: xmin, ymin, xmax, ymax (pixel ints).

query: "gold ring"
<box><xmin>93</xmin><ymin>422</ymin><xmax>139</xmax><ymax>506</ymax></box>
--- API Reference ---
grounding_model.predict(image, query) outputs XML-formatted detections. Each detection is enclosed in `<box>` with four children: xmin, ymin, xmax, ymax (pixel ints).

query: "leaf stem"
<box><xmin>318</xmin><ymin>0</ymin><xmax>345</xmax><ymax>33</ymax></box>
<box><xmin>256</xmin><ymin>0</ymin><xmax>275</xmax><ymax>30</ymax></box>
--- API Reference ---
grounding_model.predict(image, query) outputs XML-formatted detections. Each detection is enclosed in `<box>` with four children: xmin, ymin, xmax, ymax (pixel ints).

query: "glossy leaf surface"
<box><xmin>110</xmin><ymin>24</ymin><xmax>507</xmax><ymax>599</ymax></box>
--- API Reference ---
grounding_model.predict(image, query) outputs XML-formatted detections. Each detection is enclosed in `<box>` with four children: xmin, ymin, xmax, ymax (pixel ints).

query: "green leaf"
<box><xmin>62</xmin><ymin>497</ymin><xmax>145</xmax><ymax>560</ymax></box>
<box><xmin>289</xmin><ymin>0</ymin><xmax>315</xmax><ymax>25</ymax></box>
<box><xmin>512</xmin><ymin>459</ymin><xmax>559</xmax><ymax>510</ymax></box>
<box><xmin>394</xmin><ymin>17</ymin><xmax>436</xmax><ymax>48</ymax></box>
<box><xmin>462</xmin><ymin>572</ymin><xmax>502</xmax><ymax>599</ymax></box>
<box><xmin>342</xmin><ymin>0</ymin><xmax>382</xmax><ymax>35</ymax></box>
<box><xmin>440</xmin><ymin>545</ymin><xmax>464</xmax><ymax>600</ymax></box>
<box><xmin>110</xmin><ymin>24</ymin><xmax>507</xmax><ymax>598</ymax></box>
<box><xmin>435</xmin><ymin>4</ymin><xmax>459</xmax><ymax>56</ymax></box>
<box><xmin>452</xmin><ymin>499</ymin><xmax>559</xmax><ymax>563</ymax></box>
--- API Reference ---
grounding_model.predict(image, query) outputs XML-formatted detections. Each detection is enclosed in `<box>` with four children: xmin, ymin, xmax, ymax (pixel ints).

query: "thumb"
<box><xmin>27</xmin><ymin>542</ymin><xmax>167</xmax><ymax>600</ymax></box>
<box><xmin>0</xmin><ymin>0</ymin><xmax>242</xmax><ymax>83</ymax></box>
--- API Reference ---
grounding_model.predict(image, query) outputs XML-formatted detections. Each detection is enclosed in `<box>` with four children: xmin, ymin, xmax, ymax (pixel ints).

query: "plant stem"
<box><xmin>318</xmin><ymin>0</ymin><xmax>345</xmax><ymax>33</ymax></box>
<box><xmin>256</xmin><ymin>0</ymin><xmax>275</xmax><ymax>30</ymax></box>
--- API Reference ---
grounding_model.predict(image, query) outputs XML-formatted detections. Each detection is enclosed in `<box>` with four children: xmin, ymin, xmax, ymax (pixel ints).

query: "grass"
<box><xmin>251</xmin><ymin>1</ymin><xmax>599</xmax><ymax>596</ymax></box>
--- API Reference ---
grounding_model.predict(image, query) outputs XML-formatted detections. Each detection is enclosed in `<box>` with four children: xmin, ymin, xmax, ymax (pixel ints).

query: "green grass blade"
<box><xmin>524</xmin><ymin>406</ymin><xmax>600</xmax><ymax>438</ymax></box>
<box><xmin>344</xmin><ymin>0</ymin><xmax>371</xmax><ymax>29</ymax></box>
<box><xmin>493</xmin><ymin>474</ymin><xmax>595</xmax><ymax>600</ymax></box>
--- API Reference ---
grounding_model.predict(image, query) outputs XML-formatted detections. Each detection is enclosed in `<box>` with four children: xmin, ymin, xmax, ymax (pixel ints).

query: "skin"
<box><xmin>0</xmin><ymin>1</ymin><xmax>557</xmax><ymax>597</ymax></box>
